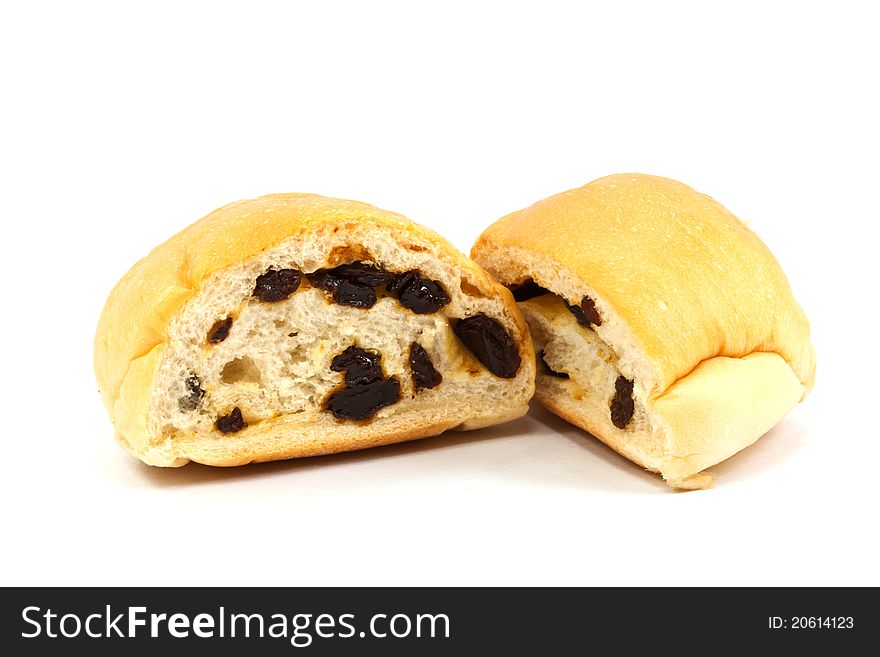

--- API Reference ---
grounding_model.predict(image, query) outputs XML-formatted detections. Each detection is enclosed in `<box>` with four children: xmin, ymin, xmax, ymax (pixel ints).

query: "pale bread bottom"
<box><xmin>520</xmin><ymin>294</ymin><xmax>804</xmax><ymax>489</ymax></box>
<box><xmin>118</xmin><ymin>397</ymin><xmax>528</xmax><ymax>467</ymax></box>
<box><xmin>537</xmin><ymin>352</ymin><xmax>803</xmax><ymax>489</ymax></box>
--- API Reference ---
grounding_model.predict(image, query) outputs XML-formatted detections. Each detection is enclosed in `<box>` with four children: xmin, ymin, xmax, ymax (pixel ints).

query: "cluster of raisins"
<box><xmin>308</xmin><ymin>263</ymin><xmax>451</xmax><ymax>314</ymax></box>
<box><xmin>183</xmin><ymin>261</ymin><xmax>525</xmax><ymax>431</ymax></box>
<box><xmin>323</xmin><ymin>346</ymin><xmax>401</xmax><ymax>420</ymax></box>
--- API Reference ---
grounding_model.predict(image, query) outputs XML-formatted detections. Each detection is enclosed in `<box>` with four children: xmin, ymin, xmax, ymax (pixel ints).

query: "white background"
<box><xmin>1</xmin><ymin>1</ymin><xmax>878</xmax><ymax>586</ymax></box>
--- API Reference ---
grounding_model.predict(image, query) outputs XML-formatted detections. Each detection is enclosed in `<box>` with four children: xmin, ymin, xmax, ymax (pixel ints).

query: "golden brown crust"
<box><xmin>473</xmin><ymin>173</ymin><xmax>816</xmax><ymax>396</ymax></box>
<box><xmin>473</xmin><ymin>174</ymin><xmax>815</xmax><ymax>487</ymax></box>
<box><xmin>95</xmin><ymin>194</ymin><xmax>533</xmax><ymax>466</ymax></box>
<box><xmin>97</xmin><ymin>194</ymin><xmax>502</xmax><ymax>407</ymax></box>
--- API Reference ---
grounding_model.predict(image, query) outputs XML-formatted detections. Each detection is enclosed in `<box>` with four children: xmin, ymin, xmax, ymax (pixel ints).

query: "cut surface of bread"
<box><xmin>472</xmin><ymin>173</ymin><xmax>815</xmax><ymax>489</ymax></box>
<box><xmin>95</xmin><ymin>194</ymin><xmax>535</xmax><ymax>467</ymax></box>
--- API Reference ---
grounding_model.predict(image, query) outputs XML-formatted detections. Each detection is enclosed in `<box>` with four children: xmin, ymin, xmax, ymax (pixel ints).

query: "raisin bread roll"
<box><xmin>95</xmin><ymin>194</ymin><xmax>535</xmax><ymax>467</ymax></box>
<box><xmin>472</xmin><ymin>174</ymin><xmax>815</xmax><ymax>489</ymax></box>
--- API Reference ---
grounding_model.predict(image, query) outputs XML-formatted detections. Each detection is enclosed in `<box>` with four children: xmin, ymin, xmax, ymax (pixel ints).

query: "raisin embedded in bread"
<box><xmin>472</xmin><ymin>173</ymin><xmax>815</xmax><ymax>489</ymax></box>
<box><xmin>94</xmin><ymin>194</ymin><xmax>535</xmax><ymax>467</ymax></box>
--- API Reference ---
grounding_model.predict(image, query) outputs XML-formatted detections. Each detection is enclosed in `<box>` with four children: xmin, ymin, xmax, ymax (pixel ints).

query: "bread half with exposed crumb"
<box><xmin>472</xmin><ymin>174</ymin><xmax>815</xmax><ymax>489</ymax></box>
<box><xmin>95</xmin><ymin>193</ymin><xmax>535</xmax><ymax>467</ymax></box>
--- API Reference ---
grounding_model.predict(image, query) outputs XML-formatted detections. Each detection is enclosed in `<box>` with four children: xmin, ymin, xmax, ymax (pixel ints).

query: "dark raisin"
<box><xmin>332</xmin><ymin>279</ymin><xmax>377</xmax><ymax>308</ymax></box>
<box><xmin>539</xmin><ymin>351</ymin><xmax>569</xmax><ymax>379</ymax></box>
<box><xmin>409</xmin><ymin>342</ymin><xmax>442</xmax><ymax>390</ymax></box>
<box><xmin>330</xmin><ymin>262</ymin><xmax>392</xmax><ymax>287</ymax></box>
<box><xmin>253</xmin><ymin>268</ymin><xmax>302</xmax><ymax>302</ymax></box>
<box><xmin>324</xmin><ymin>379</ymin><xmax>401</xmax><ymax>420</ymax></box>
<box><xmin>388</xmin><ymin>270</ymin><xmax>451</xmax><ymax>314</ymax></box>
<box><xmin>511</xmin><ymin>280</ymin><xmax>550</xmax><ymax>302</ymax></box>
<box><xmin>178</xmin><ymin>375</ymin><xmax>205</xmax><ymax>412</ymax></box>
<box><xmin>308</xmin><ymin>262</ymin><xmax>390</xmax><ymax>309</ymax></box>
<box><xmin>453</xmin><ymin>314</ymin><xmax>521</xmax><ymax>378</ymax></box>
<box><xmin>580</xmin><ymin>295</ymin><xmax>602</xmax><ymax>327</ymax></box>
<box><xmin>215</xmin><ymin>406</ymin><xmax>247</xmax><ymax>433</ymax></box>
<box><xmin>610</xmin><ymin>376</ymin><xmax>635</xmax><ymax>429</ymax></box>
<box><xmin>207</xmin><ymin>316</ymin><xmax>233</xmax><ymax>344</ymax></box>
<box><xmin>565</xmin><ymin>301</ymin><xmax>589</xmax><ymax>326</ymax></box>
<box><xmin>386</xmin><ymin>270</ymin><xmax>414</xmax><ymax>294</ymax></box>
<box><xmin>306</xmin><ymin>269</ymin><xmax>339</xmax><ymax>291</ymax></box>
<box><xmin>331</xmin><ymin>346</ymin><xmax>383</xmax><ymax>385</ymax></box>
<box><xmin>325</xmin><ymin>344</ymin><xmax>401</xmax><ymax>420</ymax></box>
<box><xmin>566</xmin><ymin>295</ymin><xmax>602</xmax><ymax>328</ymax></box>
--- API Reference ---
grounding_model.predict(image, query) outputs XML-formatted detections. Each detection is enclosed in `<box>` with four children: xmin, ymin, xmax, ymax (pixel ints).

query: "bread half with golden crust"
<box><xmin>472</xmin><ymin>174</ymin><xmax>815</xmax><ymax>489</ymax></box>
<box><xmin>95</xmin><ymin>194</ymin><xmax>535</xmax><ymax>467</ymax></box>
